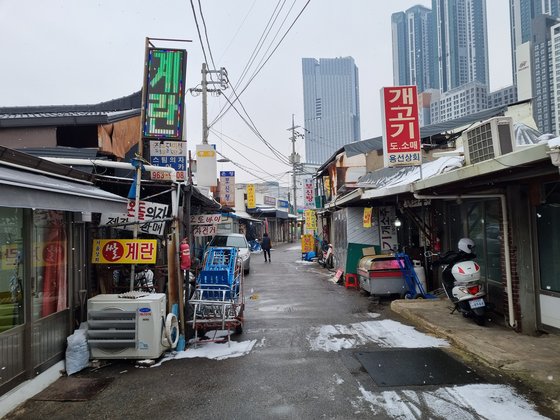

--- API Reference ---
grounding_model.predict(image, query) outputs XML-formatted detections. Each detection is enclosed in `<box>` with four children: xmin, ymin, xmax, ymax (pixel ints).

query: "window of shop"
<box><xmin>537</xmin><ymin>183</ymin><xmax>560</xmax><ymax>294</ymax></box>
<box><xmin>0</xmin><ymin>208</ymin><xmax>24</xmax><ymax>333</ymax></box>
<box><xmin>447</xmin><ymin>200</ymin><xmax>503</xmax><ymax>310</ymax></box>
<box><xmin>33</xmin><ymin>210</ymin><xmax>68</xmax><ymax>318</ymax></box>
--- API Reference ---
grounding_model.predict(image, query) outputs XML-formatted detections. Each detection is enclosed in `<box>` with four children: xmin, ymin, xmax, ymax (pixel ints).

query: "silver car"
<box><xmin>208</xmin><ymin>233</ymin><xmax>251</xmax><ymax>274</ymax></box>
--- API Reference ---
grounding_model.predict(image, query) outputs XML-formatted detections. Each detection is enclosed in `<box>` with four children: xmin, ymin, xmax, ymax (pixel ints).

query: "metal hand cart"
<box><xmin>395</xmin><ymin>252</ymin><xmax>436</xmax><ymax>299</ymax></box>
<box><xmin>186</xmin><ymin>246</ymin><xmax>245</xmax><ymax>346</ymax></box>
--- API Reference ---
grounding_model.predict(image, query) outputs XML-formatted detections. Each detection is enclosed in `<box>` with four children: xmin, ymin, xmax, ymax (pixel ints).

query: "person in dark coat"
<box><xmin>262</xmin><ymin>232</ymin><xmax>272</xmax><ymax>262</ymax></box>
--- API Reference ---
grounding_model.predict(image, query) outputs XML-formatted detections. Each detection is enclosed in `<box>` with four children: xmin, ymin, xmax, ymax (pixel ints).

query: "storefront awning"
<box><xmin>0</xmin><ymin>165</ymin><xmax>127</xmax><ymax>213</ymax></box>
<box><xmin>227</xmin><ymin>211</ymin><xmax>262</xmax><ymax>223</ymax></box>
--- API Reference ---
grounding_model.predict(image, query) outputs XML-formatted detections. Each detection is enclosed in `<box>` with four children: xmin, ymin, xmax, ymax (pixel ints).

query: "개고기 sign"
<box><xmin>381</xmin><ymin>85</ymin><xmax>421</xmax><ymax>168</ymax></box>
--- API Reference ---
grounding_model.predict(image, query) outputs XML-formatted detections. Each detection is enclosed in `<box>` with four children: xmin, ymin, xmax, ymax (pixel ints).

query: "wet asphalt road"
<box><xmin>4</xmin><ymin>243</ymin><xmax>548</xmax><ymax>420</ymax></box>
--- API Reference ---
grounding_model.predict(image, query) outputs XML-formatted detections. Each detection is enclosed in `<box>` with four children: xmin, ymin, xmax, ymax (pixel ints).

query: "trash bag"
<box><xmin>305</xmin><ymin>251</ymin><xmax>316</xmax><ymax>261</ymax></box>
<box><xmin>65</xmin><ymin>325</ymin><xmax>90</xmax><ymax>375</ymax></box>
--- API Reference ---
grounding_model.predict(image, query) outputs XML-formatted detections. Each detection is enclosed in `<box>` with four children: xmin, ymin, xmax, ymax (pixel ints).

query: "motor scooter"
<box><xmin>317</xmin><ymin>240</ymin><xmax>335</xmax><ymax>269</ymax></box>
<box><xmin>427</xmin><ymin>238</ymin><xmax>488</xmax><ymax>326</ymax></box>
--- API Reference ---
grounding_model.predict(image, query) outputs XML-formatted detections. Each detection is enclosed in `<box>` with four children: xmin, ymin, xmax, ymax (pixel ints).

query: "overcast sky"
<box><xmin>0</xmin><ymin>0</ymin><xmax>511</xmax><ymax>186</ymax></box>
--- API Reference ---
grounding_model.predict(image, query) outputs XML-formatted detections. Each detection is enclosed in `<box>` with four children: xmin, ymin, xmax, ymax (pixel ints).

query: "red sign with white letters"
<box><xmin>381</xmin><ymin>86</ymin><xmax>421</xmax><ymax>167</ymax></box>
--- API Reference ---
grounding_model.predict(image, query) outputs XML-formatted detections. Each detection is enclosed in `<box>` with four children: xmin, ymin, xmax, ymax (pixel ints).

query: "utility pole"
<box><xmin>288</xmin><ymin>114</ymin><xmax>304</xmax><ymax>242</ymax></box>
<box><xmin>191</xmin><ymin>63</ymin><xmax>229</xmax><ymax>145</ymax></box>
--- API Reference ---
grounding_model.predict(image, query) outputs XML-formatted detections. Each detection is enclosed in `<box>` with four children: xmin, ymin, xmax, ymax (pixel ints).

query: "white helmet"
<box><xmin>458</xmin><ymin>238</ymin><xmax>475</xmax><ymax>253</ymax></box>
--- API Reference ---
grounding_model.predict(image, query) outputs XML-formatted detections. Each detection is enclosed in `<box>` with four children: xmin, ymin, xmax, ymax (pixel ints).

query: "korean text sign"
<box><xmin>220</xmin><ymin>171</ymin><xmax>235</xmax><ymax>207</ymax></box>
<box><xmin>91</xmin><ymin>239</ymin><xmax>157</xmax><ymax>264</ymax></box>
<box><xmin>381</xmin><ymin>85</ymin><xmax>421</xmax><ymax>167</ymax></box>
<box><xmin>100</xmin><ymin>200</ymin><xmax>168</xmax><ymax>236</ymax></box>
<box><xmin>142</xmin><ymin>48</ymin><xmax>187</xmax><ymax>140</ymax></box>
<box><xmin>247</xmin><ymin>184</ymin><xmax>256</xmax><ymax>209</ymax></box>
<box><xmin>149</xmin><ymin>140</ymin><xmax>186</xmax><ymax>180</ymax></box>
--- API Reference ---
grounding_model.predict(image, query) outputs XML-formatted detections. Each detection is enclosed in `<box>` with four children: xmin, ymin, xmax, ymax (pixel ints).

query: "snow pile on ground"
<box><xmin>308</xmin><ymin>319</ymin><xmax>448</xmax><ymax>351</ymax></box>
<box><xmin>356</xmin><ymin>383</ymin><xmax>548</xmax><ymax>419</ymax></box>
<box><xmin>152</xmin><ymin>333</ymin><xmax>257</xmax><ymax>367</ymax></box>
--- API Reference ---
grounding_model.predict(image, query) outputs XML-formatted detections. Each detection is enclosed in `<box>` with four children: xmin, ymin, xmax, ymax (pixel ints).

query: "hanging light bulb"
<box><xmin>394</xmin><ymin>217</ymin><xmax>402</xmax><ymax>227</ymax></box>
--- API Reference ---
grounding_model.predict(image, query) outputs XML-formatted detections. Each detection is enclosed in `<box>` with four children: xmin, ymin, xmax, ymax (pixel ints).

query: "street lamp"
<box><xmin>394</xmin><ymin>217</ymin><xmax>402</xmax><ymax>227</ymax></box>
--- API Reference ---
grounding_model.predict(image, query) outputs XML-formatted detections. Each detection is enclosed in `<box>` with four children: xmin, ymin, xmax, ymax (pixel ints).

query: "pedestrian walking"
<box><xmin>262</xmin><ymin>232</ymin><xmax>272</xmax><ymax>262</ymax></box>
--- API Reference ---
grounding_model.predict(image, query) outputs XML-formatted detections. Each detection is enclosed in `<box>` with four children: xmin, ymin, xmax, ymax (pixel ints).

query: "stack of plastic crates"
<box><xmin>197</xmin><ymin>247</ymin><xmax>240</xmax><ymax>300</ymax></box>
<box><xmin>188</xmin><ymin>247</ymin><xmax>244</xmax><ymax>345</ymax></box>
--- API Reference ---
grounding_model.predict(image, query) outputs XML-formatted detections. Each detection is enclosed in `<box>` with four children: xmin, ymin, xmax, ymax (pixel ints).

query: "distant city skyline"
<box><xmin>302</xmin><ymin>57</ymin><xmax>361</xmax><ymax>165</ymax></box>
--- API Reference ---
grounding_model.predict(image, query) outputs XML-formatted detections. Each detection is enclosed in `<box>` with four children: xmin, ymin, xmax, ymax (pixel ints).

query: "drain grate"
<box><xmin>356</xmin><ymin>348</ymin><xmax>483</xmax><ymax>387</ymax></box>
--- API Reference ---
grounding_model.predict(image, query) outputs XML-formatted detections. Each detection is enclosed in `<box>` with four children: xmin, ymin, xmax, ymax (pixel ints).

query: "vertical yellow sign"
<box><xmin>305</xmin><ymin>209</ymin><xmax>317</xmax><ymax>230</ymax></box>
<box><xmin>363</xmin><ymin>207</ymin><xmax>372</xmax><ymax>228</ymax></box>
<box><xmin>247</xmin><ymin>184</ymin><xmax>256</xmax><ymax>209</ymax></box>
<box><xmin>301</xmin><ymin>234</ymin><xmax>314</xmax><ymax>253</ymax></box>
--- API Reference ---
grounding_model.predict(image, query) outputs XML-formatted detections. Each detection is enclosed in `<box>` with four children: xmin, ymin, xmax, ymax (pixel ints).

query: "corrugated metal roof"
<box><xmin>0</xmin><ymin>91</ymin><xmax>141</xmax><ymax>128</ymax></box>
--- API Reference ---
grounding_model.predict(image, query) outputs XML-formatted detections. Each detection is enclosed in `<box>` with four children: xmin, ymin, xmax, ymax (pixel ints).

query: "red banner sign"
<box><xmin>381</xmin><ymin>85</ymin><xmax>421</xmax><ymax>167</ymax></box>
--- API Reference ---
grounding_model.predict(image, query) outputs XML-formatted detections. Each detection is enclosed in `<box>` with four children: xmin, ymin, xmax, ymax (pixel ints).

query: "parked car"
<box><xmin>207</xmin><ymin>233</ymin><xmax>251</xmax><ymax>274</ymax></box>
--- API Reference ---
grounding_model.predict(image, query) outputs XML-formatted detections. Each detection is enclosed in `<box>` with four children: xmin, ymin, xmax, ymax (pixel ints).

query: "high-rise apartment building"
<box><xmin>432</xmin><ymin>0</ymin><xmax>489</xmax><ymax>92</ymax></box>
<box><xmin>301</xmin><ymin>57</ymin><xmax>361</xmax><ymax>165</ymax></box>
<box><xmin>510</xmin><ymin>0</ymin><xmax>560</xmax><ymax>134</ymax></box>
<box><xmin>511</xmin><ymin>0</ymin><xmax>560</xmax><ymax>85</ymax></box>
<box><xmin>391</xmin><ymin>6</ymin><xmax>437</xmax><ymax>93</ymax></box>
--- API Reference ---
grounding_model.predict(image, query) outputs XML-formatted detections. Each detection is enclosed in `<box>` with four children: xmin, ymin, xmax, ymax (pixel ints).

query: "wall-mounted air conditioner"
<box><xmin>462</xmin><ymin>116</ymin><xmax>514</xmax><ymax>165</ymax></box>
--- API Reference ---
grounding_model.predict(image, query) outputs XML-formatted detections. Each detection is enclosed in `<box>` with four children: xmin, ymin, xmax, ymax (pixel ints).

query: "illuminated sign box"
<box><xmin>142</xmin><ymin>48</ymin><xmax>187</xmax><ymax>140</ymax></box>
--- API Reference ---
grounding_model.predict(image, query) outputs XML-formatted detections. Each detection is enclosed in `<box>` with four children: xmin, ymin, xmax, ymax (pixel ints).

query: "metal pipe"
<box><xmin>39</xmin><ymin>157</ymin><xmax>177</xmax><ymax>182</ymax></box>
<box><xmin>413</xmin><ymin>192</ymin><xmax>516</xmax><ymax>329</ymax></box>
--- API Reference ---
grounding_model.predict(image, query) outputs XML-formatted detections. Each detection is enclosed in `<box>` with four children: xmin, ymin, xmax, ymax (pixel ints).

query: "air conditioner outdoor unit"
<box><xmin>462</xmin><ymin>116</ymin><xmax>514</xmax><ymax>165</ymax></box>
<box><xmin>87</xmin><ymin>292</ymin><xmax>172</xmax><ymax>360</ymax></box>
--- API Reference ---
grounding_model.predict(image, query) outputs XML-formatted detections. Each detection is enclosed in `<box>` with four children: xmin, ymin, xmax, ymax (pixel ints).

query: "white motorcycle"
<box><xmin>428</xmin><ymin>238</ymin><xmax>488</xmax><ymax>326</ymax></box>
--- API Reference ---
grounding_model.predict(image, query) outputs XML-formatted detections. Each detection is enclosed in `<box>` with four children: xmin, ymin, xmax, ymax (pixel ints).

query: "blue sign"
<box><xmin>220</xmin><ymin>171</ymin><xmax>235</xmax><ymax>177</ymax></box>
<box><xmin>278</xmin><ymin>200</ymin><xmax>289</xmax><ymax>208</ymax></box>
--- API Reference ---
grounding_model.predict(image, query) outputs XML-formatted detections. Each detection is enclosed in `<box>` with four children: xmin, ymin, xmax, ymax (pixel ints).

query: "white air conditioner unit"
<box><xmin>87</xmin><ymin>293</ymin><xmax>172</xmax><ymax>359</ymax></box>
<box><xmin>462</xmin><ymin>116</ymin><xmax>514</xmax><ymax>165</ymax></box>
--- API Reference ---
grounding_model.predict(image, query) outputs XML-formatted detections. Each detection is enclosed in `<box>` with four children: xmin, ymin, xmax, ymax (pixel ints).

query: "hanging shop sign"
<box><xmin>100</xmin><ymin>200</ymin><xmax>169</xmax><ymax>236</ymax></box>
<box><xmin>301</xmin><ymin>234</ymin><xmax>315</xmax><ymax>254</ymax></box>
<box><xmin>304</xmin><ymin>178</ymin><xmax>314</xmax><ymax>208</ymax></box>
<box><xmin>304</xmin><ymin>209</ymin><xmax>317</xmax><ymax>231</ymax></box>
<box><xmin>149</xmin><ymin>140</ymin><xmax>186</xmax><ymax>181</ymax></box>
<box><xmin>142</xmin><ymin>48</ymin><xmax>187</xmax><ymax>140</ymax></box>
<box><xmin>278</xmin><ymin>199</ymin><xmax>289</xmax><ymax>209</ymax></box>
<box><xmin>381</xmin><ymin>85</ymin><xmax>421</xmax><ymax>168</ymax></box>
<box><xmin>196</xmin><ymin>144</ymin><xmax>217</xmax><ymax>187</ymax></box>
<box><xmin>220</xmin><ymin>171</ymin><xmax>235</xmax><ymax>207</ymax></box>
<box><xmin>247</xmin><ymin>184</ymin><xmax>256</xmax><ymax>209</ymax></box>
<box><xmin>92</xmin><ymin>239</ymin><xmax>157</xmax><ymax>264</ymax></box>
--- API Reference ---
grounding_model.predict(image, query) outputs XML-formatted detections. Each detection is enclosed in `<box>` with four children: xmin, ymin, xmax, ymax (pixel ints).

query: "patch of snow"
<box><xmin>295</xmin><ymin>260</ymin><xmax>315</xmax><ymax>264</ymax></box>
<box><xmin>152</xmin><ymin>339</ymin><xmax>257</xmax><ymax>366</ymax></box>
<box><xmin>357</xmin><ymin>383</ymin><xmax>549</xmax><ymax>420</ymax></box>
<box><xmin>333</xmin><ymin>373</ymin><xmax>344</xmax><ymax>385</ymax></box>
<box><xmin>286</xmin><ymin>246</ymin><xmax>301</xmax><ymax>251</ymax></box>
<box><xmin>308</xmin><ymin>319</ymin><xmax>448</xmax><ymax>352</ymax></box>
<box><xmin>366</xmin><ymin>312</ymin><xmax>381</xmax><ymax>318</ymax></box>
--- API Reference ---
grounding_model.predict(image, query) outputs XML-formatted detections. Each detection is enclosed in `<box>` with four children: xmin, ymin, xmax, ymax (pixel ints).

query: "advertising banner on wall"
<box><xmin>92</xmin><ymin>239</ymin><xmax>157</xmax><ymax>264</ymax></box>
<box><xmin>363</xmin><ymin>207</ymin><xmax>372</xmax><ymax>228</ymax></box>
<box><xmin>378</xmin><ymin>206</ymin><xmax>398</xmax><ymax>253</ymax></box>
<box><xmin>220</xmin><ymin>171</ymin><xmax>235</xmax><ymax>207</ymax></box>
<box><xmin>381</xmin><ymin>85</ymin><xmax>421</xmax><ymax>168</ymax></box>
<box><xmin>100</xmin><ymin>200</ymin><xmax>169</xmax><ymax>236</ymax></box>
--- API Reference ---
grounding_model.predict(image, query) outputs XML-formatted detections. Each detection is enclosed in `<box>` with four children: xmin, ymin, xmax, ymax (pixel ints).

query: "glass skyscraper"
<box><xmin>391</xmin><ymin>5</ymin><xmax>438</xmax><ymax>93</ymax></box>
<box><xmin>301</xmin><ymin>57</ymin><xmax>361</xmax><ymax>165</ymax></box>
<box><xmin>432</xmin><ymin>0</ymin><xmax>489</xmax><ymax>92</ymax></box>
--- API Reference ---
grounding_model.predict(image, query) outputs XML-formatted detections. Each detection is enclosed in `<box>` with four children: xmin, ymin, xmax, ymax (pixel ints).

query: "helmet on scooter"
<box><xmin>458</xmin><ymin>238</ymin><xmax>475</xmax><ymax>254</ymax></box>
